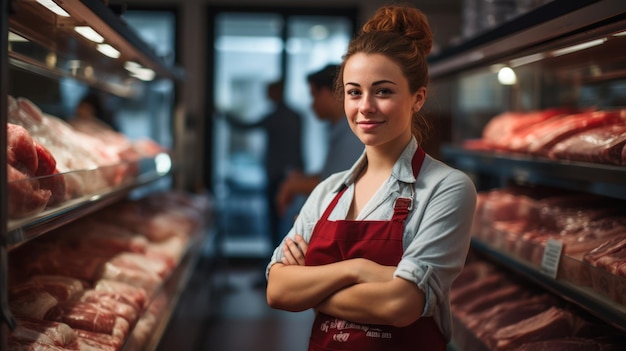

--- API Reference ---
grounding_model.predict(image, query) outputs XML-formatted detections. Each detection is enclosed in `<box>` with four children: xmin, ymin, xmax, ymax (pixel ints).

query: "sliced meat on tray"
<box><xmin>549</xmin><ymin>124</ymin><xmax>626</xmax><ymax>165</ymax></box>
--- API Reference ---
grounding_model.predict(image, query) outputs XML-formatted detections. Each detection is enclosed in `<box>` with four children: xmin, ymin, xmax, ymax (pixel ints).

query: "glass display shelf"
<box><xmin>7</xmin><ymin>154</ymin><xmax>173</xmax><ymax>250</ymax></box>
<box><xmin>471</xmin><ymin>238</ymin><xmax>626</xmax><ymax>334</ymax></box>
<box><xmin>7</xmin><ymin>0</ymin><xmax>183</xmax><ymax>97</ymax></box>
<box><xmin>428</xmin><ymin>0</ymin><xmax>626</xmax><ymax>79</ymax></box>
<box><xmin>442</xmin><ymin>145</ymin><xmax>626</xmax><ymax>200</ymax></box>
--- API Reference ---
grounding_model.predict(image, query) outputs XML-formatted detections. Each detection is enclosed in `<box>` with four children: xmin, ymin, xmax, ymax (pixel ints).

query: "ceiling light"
<box><xmin>74</xmin><ymin>26</ymin><xmax>104</xmax><ymax>43</ymax></box>
<box><xmin>36</xmin><ymin>0</ymin><xmax>70</xmax><ymax>17</ymax></box>
<box><xmin>97</xmin><ymin>44</ymin><xmax>120</xmax><ymax>59</ymax></box>
<box><xmin>497</xmin><ymin>66</ymin><xmax>517</xmax><ymax>85</ymax></box>
<box><xmin>130</xmin><ymin>67</ymin><xmax>156</xmax><ymax>81</ymax></box>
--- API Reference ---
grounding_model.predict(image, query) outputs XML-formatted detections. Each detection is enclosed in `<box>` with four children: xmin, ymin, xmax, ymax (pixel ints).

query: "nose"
<box><xmin>359</xmin><ymin>94</ymin><xmax>376</xmax><ymax>115</ymax></box>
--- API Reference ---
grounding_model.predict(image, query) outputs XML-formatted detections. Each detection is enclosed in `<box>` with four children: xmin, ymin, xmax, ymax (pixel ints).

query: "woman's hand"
<box><xmin>350</xmin><ymin>258</ymin><xmax>395</xmax><ymax>283</ymax></box>
<box><xmin>281</xmin><ymin>234</ymin><xmax>308</xmax><ymax>266</ymax></box>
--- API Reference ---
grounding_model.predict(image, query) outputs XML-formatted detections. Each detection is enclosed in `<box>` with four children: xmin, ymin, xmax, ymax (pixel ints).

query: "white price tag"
<box><xmin>541</xmin><ymin>239</ymin><xmax>563</xmax><ymax>279</ymax></box>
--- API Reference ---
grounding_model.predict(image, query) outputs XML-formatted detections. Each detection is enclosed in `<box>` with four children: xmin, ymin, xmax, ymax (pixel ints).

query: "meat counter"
<box><xmin>425</xmin><ymin>0</ymin><xmax>626</xmax><ymax>349</ymax></box>
<box><xmin>1</xmin><ymin>1</ymin><xmax>216</xmax><ymax>350</ymax></box>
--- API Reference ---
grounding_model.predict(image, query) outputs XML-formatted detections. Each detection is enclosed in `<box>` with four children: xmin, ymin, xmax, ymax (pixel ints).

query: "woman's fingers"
<box><xmin>282</xmin><ymin>236</ymin><xmax>306</xmax><ymax>265</ymax></box>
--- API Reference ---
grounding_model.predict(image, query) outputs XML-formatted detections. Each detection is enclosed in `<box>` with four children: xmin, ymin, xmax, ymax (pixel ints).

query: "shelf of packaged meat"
<box><xmin>442</xmin><ymin>145</ymin><xmax>626</xmax><ymax>200</ymax></box>
<box><xmin>6</xmin><ymin>190</ymin><xmax>214</xmax><ymax>351</ymax></box>
<box><xmin>7</xmin><ymin>93</ymin><xmax>173</xmax><ymax>249</ymax></box>
<box><xmin>7</xmin><ymin>154</ymin><xmax>172</xmax><ymax>249</ymax></box>
<box><xmin>450</xmin><ymin>253</ymin><xmax>626</xmax><ymax>351</ymax></box>
<box><xmin>470</xmin><ymin>186</ymin><xmax>626</xmax><ymax>333</ymax></box>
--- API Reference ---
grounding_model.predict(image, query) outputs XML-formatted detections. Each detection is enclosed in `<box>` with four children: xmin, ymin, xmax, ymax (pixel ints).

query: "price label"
<box><xmin>541</xmin><ymin>239</ymin><xmax>563</xmax><ymax>279</ymax></box>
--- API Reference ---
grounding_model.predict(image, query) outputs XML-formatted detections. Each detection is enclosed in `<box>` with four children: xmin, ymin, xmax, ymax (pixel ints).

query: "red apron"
<box><xmin>304</xmin><ymin>147</ymin><xmax>446</xmax><ymax>351</ymax></box>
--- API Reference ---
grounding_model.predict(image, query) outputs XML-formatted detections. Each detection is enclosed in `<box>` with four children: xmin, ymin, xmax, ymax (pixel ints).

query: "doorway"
<box><xmin>207</xmin><ymin>6</ymin><xmax>357</xmax><ymax>258</ymax></box>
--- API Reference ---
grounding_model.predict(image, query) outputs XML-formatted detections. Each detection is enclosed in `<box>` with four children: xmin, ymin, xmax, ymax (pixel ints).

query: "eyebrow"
<box><xmin>345</xmin><ymin>80</ymin><xmax>397</xmax><ymax>87</ymax></box>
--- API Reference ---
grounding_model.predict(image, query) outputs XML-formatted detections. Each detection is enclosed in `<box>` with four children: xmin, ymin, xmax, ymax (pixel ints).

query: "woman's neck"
<box><xmin>364</xmin><ymin>134</ymin><xmax>412</xmax><ymax>174</ymax></box>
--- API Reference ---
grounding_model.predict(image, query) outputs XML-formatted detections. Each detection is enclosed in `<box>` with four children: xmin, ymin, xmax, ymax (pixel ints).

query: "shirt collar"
<box><xmin>334</xmin><ymin>137</ymin><xmax>419</xmax><ymax>192</ymax></box>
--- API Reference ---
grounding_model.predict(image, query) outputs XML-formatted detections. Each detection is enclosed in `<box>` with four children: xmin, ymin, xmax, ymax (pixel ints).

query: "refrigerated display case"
<box><xmin>1</xmin><ymin>1</ymin><xmax>214</xmax><ymax>350</ymax></box>
<box><xmin>426</xmin><ymin>0</ymin><xmax>626</xmax><ymax>348</ymax></box>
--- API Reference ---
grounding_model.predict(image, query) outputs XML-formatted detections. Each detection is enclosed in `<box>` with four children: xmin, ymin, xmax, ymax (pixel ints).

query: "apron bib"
<box><xmin>305</xmin><ymin>148</ymin><xmax>445</xmax><ymax>351</ymax></box>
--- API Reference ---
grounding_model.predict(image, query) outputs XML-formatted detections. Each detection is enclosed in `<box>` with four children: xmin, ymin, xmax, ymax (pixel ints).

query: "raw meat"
<box><xmin>7</xmin><ymin>123</ymin><xmax>38</xmax><ymax>175</ymax></box>
<box><xmin>75</xmin><ymin>290</ymin><xmax>139</xmax><ymax>325</ymax></box>
<box><xmin>77</xmin><ymin>289</ymin><xmax>141</xmax><ymax>315</ymax></box>
<box><xmin>72</xmin><ymin>329</ymin><xmax>123</xmax><ymax>350</ymax></box>
<box><xmin>451</xmin><ymin>270</ymin><xmax>512</xmax><ymax>308</ymax></box>
<box><xmin>522</xmin><ymin>110</ymin><xmax>625</xmax><ymax>155</ymax></box>
<box><xmin>512</xmin><ymin>337</ymin><xmax>626</xmax><ymax>351</ymax></box>
<box><xmin>549</xmin><ymin>124</ymin><xmax>626</xmax><ymax>165</ymax></box>
<box><xmin>467</xmin><ymin>294</ymin><xmax>555</xmax><ymax>339</ymax></box>
<box><xmin>44</xmin><ymin>301</ymin><xmax>130</xmax><ymax>339</ymax></box>
<box><xmin>8</xmin><ymin>164</ymin><xmax>51</xmax><ymax>218</ymax></box>
<box><xmin>10</xmin><ymin>289</ymin><xmax>59</xmax><ymax>320</ymax></box>
<box><xmin>8</xmin><ymin>339</ymin><xmax>70</xmax><ymax>350</ymax></box>
<box><xmin>455</xmin><ymin>283</ymin><xmax>527</xmax><ymax>318</ymax></box>
<box><xmin>9</xmin><ymin>318</ymin><xmax>76</xmax><ymax>347</ymax></box>
<box><xmin>491</xmin><ymin>307</ymin><xmax>579</xmax><ymax>351</ymax></box>
<box><xmin>482</xmin><ymin>109</ymin><xmax>572</xmax><ymax>150</ymax></box>
<box><xmin>11</xmin><ymin>275</ymin><xmax>85</xmax><ymax>301</ymax></box>
<box><xmin>94</xmin><ymin>280</ymin><xmax>148</xmax><ymax>309</ymax></box>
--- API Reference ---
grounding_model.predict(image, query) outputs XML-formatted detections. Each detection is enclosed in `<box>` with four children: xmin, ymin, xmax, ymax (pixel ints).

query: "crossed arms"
<box><xmin>266</xmin><ymin>234</ymin><xmax>426</xmax><ymax>327</ymax></box>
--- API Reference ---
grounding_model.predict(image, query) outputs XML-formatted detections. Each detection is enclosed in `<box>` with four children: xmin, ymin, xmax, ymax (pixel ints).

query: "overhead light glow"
<box><xmin>8</xmin><ymin>32</ymin><xmax>28</xmax><ymax>42</ymax></box>
<box><xmin>97</xmin><ymin>44</ymin><xmax>120</xmax><ymax>59</ymax></box>
<box><xmin>130</xmin><ymin>67</ymin><xmax>156</xmax><ymax>81</ymax></box>
<box><xmin>36</xmin><ymin>0</ymin><xmax>70</xmax><ymax>17</ymax></box>
<box><xmin>551</xmin><ymin>38</ymin><xmax>607</xmax><ymax>57</ymax></box>
<box><xmin>74</xmin><ymin>26</ymin><xmax>104</xmax><ymax>43</ymax></box>
<box><xmin>509</xmin><ymin>53</ymin><xmax>545</xmax><ymax>67</ymax></box>
<box><xmin>497</xmin><ymin>66</ymin><xmax>517</xmax><ymax>85</ymax></box>
<box><xmin>155</xmin><ymin>153</ymin><xmax>172</xmax><ymax>175</ymax></box>
<box><xmin>124</xmin><ymin>61</ymin><xmax>155</xmax><ymax>81</ymax></box>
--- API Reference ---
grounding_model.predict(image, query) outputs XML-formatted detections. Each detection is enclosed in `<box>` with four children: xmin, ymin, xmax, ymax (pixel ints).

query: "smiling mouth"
<box><xmin>357</xmin><ymin>120</ymin><xmax>384</xmax><ymax>125</ymax></box>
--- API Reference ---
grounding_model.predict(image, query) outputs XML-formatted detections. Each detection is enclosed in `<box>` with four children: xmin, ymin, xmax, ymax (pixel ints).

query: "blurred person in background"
<box><xmin>275</xmin><ymin>64</ymin><xmax>363</xmax><ymax>218</ymax></box>
<box><xmin>74</xmin><ymin>91</ymin><xmax>119</xmax><ymax>131</ymax></box>
<box><xmin>223</xmin><ymin>79</ymin><xmax>304</xmax><ymax>248</ymax></box>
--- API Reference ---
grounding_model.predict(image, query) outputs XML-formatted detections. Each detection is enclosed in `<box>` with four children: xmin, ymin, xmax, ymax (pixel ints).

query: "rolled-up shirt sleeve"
<box><xmin>394</xmin><ymin>167</ymin><xmax>477</xmax><ymax>318</ymax></box>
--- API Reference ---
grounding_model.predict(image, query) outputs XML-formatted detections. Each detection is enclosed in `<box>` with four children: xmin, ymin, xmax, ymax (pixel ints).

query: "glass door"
<box><xmin>209</xmin><ymin>8</ymin><xmax>355</xmax><ymax>258</ymax></box>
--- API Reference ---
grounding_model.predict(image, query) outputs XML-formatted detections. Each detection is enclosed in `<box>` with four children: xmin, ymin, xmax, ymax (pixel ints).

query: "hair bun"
<box><xmin>362</xmin><ymin>5</ymin><xmax>433</xmax><ymax>55</ymax></box>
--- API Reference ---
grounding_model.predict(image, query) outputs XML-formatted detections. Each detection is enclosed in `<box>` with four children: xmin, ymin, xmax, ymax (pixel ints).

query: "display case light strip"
<box><xmin>551</xmin><ymin>38</ymin><xmax>607</xmax><ymax>57</ymax></box>
<box><xmin>509</xmin><ymin>53</ymin><xmax>545</xmax><ymax>68</ymax></box>
<box><xmin>124</xmin><ymin>61</ymin><xmax>155</xmax><ymax>81</ymax></box>
<box><xmin>8</xmin><ymin>32</ymin><xmax>28</xmax><ymax>42</ymax></box>
<box><xmin>74</xmin><ymin>26</ymin><xmax>104</xmax><ymax>43</ymax></box>
<box><xmin>613</xmin><ymin>30</ymin><xmax>626</xmax><ymax>37</ymax></box>
<box><xmin>36</xmin><ymin>0</ymin><xmax>70</xmax><ymax>17</ymax></box>
<box><xmin>97</xmin><ymin>44</ymin><xmax>120</xmax><ymax>59</ymax></box>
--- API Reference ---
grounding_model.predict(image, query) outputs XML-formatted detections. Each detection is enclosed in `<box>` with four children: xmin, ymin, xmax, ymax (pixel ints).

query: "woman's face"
<box><xmin>342</xmin><ymin>53</ymin><xmax>425</xmax><ymax>150</ymax></box>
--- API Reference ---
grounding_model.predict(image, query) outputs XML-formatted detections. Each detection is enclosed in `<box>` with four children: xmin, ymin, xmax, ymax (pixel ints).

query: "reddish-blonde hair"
<box><xmin>335</xmin><ymin>4</ymin><xmax>433</xmax><ymax>143</ymax></box>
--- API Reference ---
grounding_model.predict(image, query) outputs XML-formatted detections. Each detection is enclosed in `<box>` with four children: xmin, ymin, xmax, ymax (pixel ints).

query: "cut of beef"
<box><xmin>72</xmin><ymin>329</ymin><xmax>123</xmax><ymax>350</ymax></box>
<box><xmin>44</xmin><ymin>301</ymin><xmax>130</xmax><ymax>339</ymax></box>
<box><xmin>549</xmin><ymin>124</ymin><xmax>626</xmax><ymax>165</ymax></box>
<box><xmin>11</xmin><ymin>275</ymin><xmax>85</xmax><ymax>302</ymax></box>
<box><xmin>10</xmin><ymin>289</ymin><xmax>59</xmax><ymax>320</ymax></box>
<box><xmin>522</xmin><ymin>110</ymin><xmax>625</xmax><ymax>155</ymax></box>
<box><xmin>9</xmin><ymin>318</ymin><xmax>76</xmax><ymax>347</ymax></box>
<box><xmin>491</xmin><ymin>307</ymin><xmax>579</xmax><ymax>351</ymax></box>
<box><xmin>8</xmin><ymin>165</ymin><xmax>51</xmax><ymax>218</ymax></box>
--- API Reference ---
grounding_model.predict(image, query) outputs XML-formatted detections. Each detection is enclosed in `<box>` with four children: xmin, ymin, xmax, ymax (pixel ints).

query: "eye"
<box><xmin>346</xmin><ymin>89</ymin><xmax>361</xmax><ymax>97</ymax></box>
<box><xmin>376</xmin><ymin>88</ymin><xmax>393</xmax><ymax>96</ymax></box>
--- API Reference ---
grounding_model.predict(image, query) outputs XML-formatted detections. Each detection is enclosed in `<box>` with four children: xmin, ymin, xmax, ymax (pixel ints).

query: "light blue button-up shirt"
<box><xmin>267</xmin><ymin>137</ymin><xmax>477</xmax><ymax>341</ymax></box>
